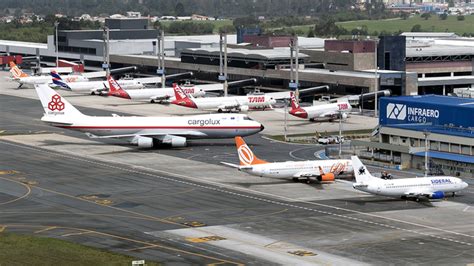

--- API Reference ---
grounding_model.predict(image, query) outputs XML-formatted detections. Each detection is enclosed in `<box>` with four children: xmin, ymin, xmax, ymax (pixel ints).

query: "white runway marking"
<box><xmin>2</xmin><ymin>140</ymin><xmax>473</xmax><ymax>247</ymax></box>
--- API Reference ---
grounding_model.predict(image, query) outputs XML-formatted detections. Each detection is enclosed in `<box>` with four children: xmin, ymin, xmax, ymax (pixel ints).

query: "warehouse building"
<box><xmin>354</xmin><ymin>95</ymin><xmax>474</xmax><ymax>177</ymax></box>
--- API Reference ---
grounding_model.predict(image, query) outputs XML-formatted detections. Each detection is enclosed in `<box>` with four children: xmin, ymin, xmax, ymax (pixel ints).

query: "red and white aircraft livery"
<box><xmin>289</xmin><ymin>92</ymin><xmax>352</xmax><ymax>121</ymax></box>
<box><xmin>221</xmin><ymin>136</ymin><xmax>353</xmax><ymax>183</ymax></box>
<box><xmin>107</xmin><ymin>76</ymin><xmax>206</xmax><ymax>102</ymax></box>
<box><xmin>9</xmin><ymin>62</ymin><xmax>88</xmax><ymax>87</ymax></box>
<box><xmin>34</xmin><ymin>84</ymin><xmax>264</xmax><ymax>148</ymax></box>
<box><xmin>171</xmin><ymin>85</ymin><xmax>278</xmax><ymax>112</ymax></box>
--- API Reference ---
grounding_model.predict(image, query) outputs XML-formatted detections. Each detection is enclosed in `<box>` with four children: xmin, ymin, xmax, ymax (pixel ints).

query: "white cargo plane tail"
<box><xmin>36</xmin><ymin>82</ymin><xmax>85</xmax><ymax>123</ymax></box>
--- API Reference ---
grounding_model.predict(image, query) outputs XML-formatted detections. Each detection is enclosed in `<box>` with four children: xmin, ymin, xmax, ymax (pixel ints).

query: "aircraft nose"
<box><xmin>462</xmin><ymin>182</ymin><xmax>468</xmax><ymax>189</ymax></box>
<box><xmin>260</xmin><ymin>124</ymin><xmax>265</xmax><ymax>132</ymax></box>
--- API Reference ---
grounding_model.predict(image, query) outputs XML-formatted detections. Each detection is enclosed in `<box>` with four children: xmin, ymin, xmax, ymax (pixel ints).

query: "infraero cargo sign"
<box><xmin>386</xmin><ymin>103</ymin><xmax>439</xmax><ymax>123</ymax></box>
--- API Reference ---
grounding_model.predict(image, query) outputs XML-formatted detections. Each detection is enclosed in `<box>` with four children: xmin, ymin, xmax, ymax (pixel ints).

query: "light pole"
<box><xmin>374</xmin><ymin>39</ymin><xmax>379</xmax><ymax>118</ymax></box>
<box><xmin>223</xmin><ymin>33</ymin><xmax>228</xmax><ymax>97</ymax></box>
<box><xmin>424</xmin><ymin>131</ymin><xmax>430</xmax><ymax>177</ymax></box>
<box><xmin>338</xmin><ymin>110</ymin><xmax>343</xmax><ymax>159</ymax></box>
<box><xmin>54</xmin><ymin>21</ymin><xmax>59</xmax><ymax>67</ymax></box>
<box><xmin>284</xmin><ymin>98</ymin><xmax>288</xmax><ymax>142</ymax></box>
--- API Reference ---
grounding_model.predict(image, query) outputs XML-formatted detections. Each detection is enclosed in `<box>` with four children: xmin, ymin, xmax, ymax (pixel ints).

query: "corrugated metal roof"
<box><xmin>413</xmin><ymin>151</ymin><xmax>474</xmax><ymax>164</ymax></box>
<box><xmin>183</xmin><ymin>47</ymin><xmax>309</xmax><ymax>60</ymax></box>
<box><xmin>388</xmin><ymin>94</ymin><xmax>474</xmax><ymax>107</ymax></box>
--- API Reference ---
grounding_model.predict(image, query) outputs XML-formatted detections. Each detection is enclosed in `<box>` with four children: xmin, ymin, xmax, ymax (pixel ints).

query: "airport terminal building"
<box><xmin>354</xmin><ymin>95</ymin><xmax>474</xmax><ymax>178</ymax></box>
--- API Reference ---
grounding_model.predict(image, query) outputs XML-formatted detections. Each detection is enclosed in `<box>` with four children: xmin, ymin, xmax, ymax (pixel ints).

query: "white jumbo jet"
<box><xmin>33</xmin><ymin>84</ymin><xmax>264</xmax><ymax>148</ymax></box>
<box><xmin>9</xmin><ymin>62</ymin><xmax>88</xmax><ymax>87</ymax></box>
<box><xmin>351</xmin><ymin>156</ymin><xmax>468</xmax><ymax>201</ymax></box>
<box><xmin>171</xmin><ymin>84</ymin><xmax>284</xmax><ymax>112</ymax></box>
<box><xmin>221</xmin><ymin>136</ymin><xmax>353</xmax><ymax>183</ymax></box>
<box><xmin>289</xmin><ymin>91</ymin><xmax>352</xmax><ymax>121</ymax></box>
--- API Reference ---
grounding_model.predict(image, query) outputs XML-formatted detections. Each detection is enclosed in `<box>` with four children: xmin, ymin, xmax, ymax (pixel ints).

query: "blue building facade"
<box><xmin>380</xmin><ymin>95</ymin><xmax>474</xmax><ymax>136</ymax></box>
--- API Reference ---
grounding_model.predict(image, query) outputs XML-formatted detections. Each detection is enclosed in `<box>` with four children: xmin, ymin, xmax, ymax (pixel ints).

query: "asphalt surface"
<box><xmin>1</xmin><ymin>93</ymin><xmax>474</xmax><ymax>265</ymax></box>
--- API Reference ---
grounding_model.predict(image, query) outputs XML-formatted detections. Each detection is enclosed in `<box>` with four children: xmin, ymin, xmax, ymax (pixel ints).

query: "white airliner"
<box><xmin>221</xmin><ymin>136</ymin><xmax>353</xmax><ymax>182</ymax></box>
<box><xmin>351</xmin><ymin>156</ymin><xmax>468</xmax><ymax>201</ymax></box>
<box><xmin>9</xmin><ymin>61</ymin><xmax>88</xmax><ymax>87</ymax></box>
<box><xmin>289</xmin><ymin>91</ymin><xmax>352</xmax><ymax>121</ymax></box>
<box><xmin>171</xmin><ymin>84</ymin><xmax>280</xmax><ymax>112</ymax></box>
<box><xmin>33</xmin><ymin>84</ymin><xmax>264</xmax><ymax>148</ymax></box>
<box><xmin>51</xmin><ymin>71</ymin><xmax>161</xmax><ymax>95</ymax></box>
<box><xmin>106</xmin><ymin>77</ymin><xmax>209</xmax><ymax>102</ymax></box>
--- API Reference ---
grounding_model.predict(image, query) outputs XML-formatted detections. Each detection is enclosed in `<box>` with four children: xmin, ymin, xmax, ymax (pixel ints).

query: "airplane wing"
<box><xmin>220</xmin><ymin>162</ymin><xmax>253</xmax><ymax>170</ymax></box>
<box><xmin>81</xmin><ymin>71</ymin><xmax>106</xmax><ymax>79</ymax></box>
<box><xmin>85</xmin><ymin>131</ymin><xmax>207</xmax><ymax>139</ymax></box>
<box><xmin>403</xmin><ymin>190</ymin><xmax>433</xmax><ymax>198</ymax></box>
<box><xmin>135</xmin><ymin>76</ymin><xmax>163</xmax><ymax>84</ymax></box>
<box><xmin>319</xmin><ymin>111</ymin><xmax>338</xmax><ymax>118</ymax></box>
<box><xmin>293</xmin><ymin>171</ymin><xmax>320</xmax><ymax>178</ymax></box>
<box><xmin>197</xmin><ymin>84</ymin><xmax>224</xmax><ymax>91</ymax></box>
<box><xmin>266</xmin><ymin>91</ymin><xmax>291</xmax><ymax>100</ymax></box>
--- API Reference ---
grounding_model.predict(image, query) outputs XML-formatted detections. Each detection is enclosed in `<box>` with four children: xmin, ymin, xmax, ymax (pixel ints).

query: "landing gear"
<box><xmin>217</xmin><ymin>108</ymin><xmax>223</xmax><ymax>113</ymax></box>
<box><xmin>452</xmin><ymin>192</ymin><xmax>456</xmax><ymax>197</ymax></box>
<box><xmin>292</xmin><ymin>177</ymin><xmax>299</xmax><ymax>182</ymax></box>
<box><xmin>150</xmin><ymin>99</ymin><xmax>155</xmax><ymax>103</ymax></box>
<box><xmin>309</xmin><ymin>118</ymin><xmax>315</xmax><ymax>122</ymax></box>
<box><xmin>306</xmin><ymin>179</ymin><xmax>312</xmax><ymax>184</ymax></box>
<box><xmin>91</xmin><ymin>91</ymin><xmax>96</xmax><ymax>95</ymax></box>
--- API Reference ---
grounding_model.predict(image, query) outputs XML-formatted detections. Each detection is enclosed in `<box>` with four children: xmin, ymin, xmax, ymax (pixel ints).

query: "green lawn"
<box><xmin>337</xmin><ymin>14</ymin><xmax>474</xmax><ymax>35</ymax></box>
<box><xmin>0</xmin><ymin>233</ymin><xmax>160</xmax><ymax>265</ymax></box>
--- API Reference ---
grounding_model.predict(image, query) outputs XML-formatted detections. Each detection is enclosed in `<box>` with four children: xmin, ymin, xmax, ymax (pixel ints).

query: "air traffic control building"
<box><xmin>354</xmin><ymin>95</ymin><xmax>474</xmax><ymax>177</ymax></box>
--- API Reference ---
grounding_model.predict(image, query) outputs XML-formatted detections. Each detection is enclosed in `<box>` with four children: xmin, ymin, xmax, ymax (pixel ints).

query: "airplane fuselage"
<box><xmin>42</xmin><ymin>113</ymin><xmax>263</xmax><ymax>139</ymax></box>
<box><xmin>18</xmin><ymin>75</ymin><xmax>87</xmax><ymax>85</ymax></box>
<box><xmin>243</xmin><ymin>159</ymin><xmax>352</xmax><ymax>178</ymax></box>
<box><xmin>353</xmin><ymin>176</ymin><xmax>467</xmax><ymax>197</ymax></box>
<box><xmin>189</xmin><ymin>95</ymin><xmax>276</xmax><ymax>111</ymax></box>
<box><xmin>292</xmin><ymin>102</ymin><xmax>352</xmax><ymax>120</ymax></box>
<box><xmin>118</xmin><ymin>87</ymin><xmax>205</xmax><ymax>101</ymax></box>
<box><xmin>65</xmin><ymin>79</ymin><xmax>143</xmax><ymax>92</ymax></box>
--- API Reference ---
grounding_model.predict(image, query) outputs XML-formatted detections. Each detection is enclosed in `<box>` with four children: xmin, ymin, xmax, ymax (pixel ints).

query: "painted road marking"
<box><xmin>288</xmin><ymin>250</ymin><xmax>317</xmax><ymax>256</ymax></box>
<box><xmin>2</xmin><ymin>140</ymin><xmax>473</xmax><ymax>247</ymax></box>
<box><xmin>186</xmin><ymin>236</ymin><xmax>226</xmax><ymax>243</ymax></box>
<box><xmin>183</xmin><ymin>221</ymin><xmax>207</xmax><ymax>227</ymax></box>
<box><xmin>34</xmin><ymin>226</ymin><xmax>58</xmax><ymax>234</ymax></box>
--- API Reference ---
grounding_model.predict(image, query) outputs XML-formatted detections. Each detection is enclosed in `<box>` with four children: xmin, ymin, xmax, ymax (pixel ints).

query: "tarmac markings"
<box><xmin>186</xmin><ymin>236</ymin><xmax>226</xmax><ymax>243</ymax></box>
<box><xmin>2</xmin><ymin>140</ymin><xmax>474</xmax><ymax>248</ymax></box>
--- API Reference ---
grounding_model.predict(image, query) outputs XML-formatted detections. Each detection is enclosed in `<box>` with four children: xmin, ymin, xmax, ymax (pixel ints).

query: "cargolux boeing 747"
<box><xmin>33</xmin><ymin>84</ymin><xmax>264</xmax><ymax>148</ymax></box>
<box><xmin>351</xmin><ymin>156</ymin><xmax>468</xmax><ymax>201</ymax></box>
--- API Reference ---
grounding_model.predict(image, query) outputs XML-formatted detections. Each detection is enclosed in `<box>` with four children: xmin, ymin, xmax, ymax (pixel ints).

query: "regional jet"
<box><xmin>171</xmin><ymin>84</ymin><xmax>279</xmax><ymax>112</ymax></box>
<box><xmin>351</xmin><ymin>156</ymin><xmax>468</xmax><ymax>201</ymax></box>
<box><xmin>221</xmin><ymin>136</ymin><xmax>353</xmax><ymax>183</ymax></box>
<box><xmin>9</xmin><ymin>62</ymin><xmax>88</xmax><ymax>88</ymax></box>
<box><xmin>289</xmin><ymin>91</ymin><xmax>352</xmax><ymax>121</ymax></box>
<box><xmin>51</xmin><ymin>71</ymin><xmax>159</xmax><ymax>95</ymax></box>
<box><xmin>33</xmin><ymin>84</ymin><xmax>264</xmax><ymax>148</ymax></box>
<box><xmin>107</xmin><ymin>76</ymin><xmax>208</xmax><ymax>102</ymax></box>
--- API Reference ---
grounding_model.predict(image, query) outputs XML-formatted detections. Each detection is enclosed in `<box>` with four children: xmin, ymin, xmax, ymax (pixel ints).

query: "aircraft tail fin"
<box><xmin>50</xmin><ymin>71</ymin><xmax>72</xmax><ymax>90</ymax></box>
<box><xmin>172</xmin><ymin>83</ymin><xmax>197</xmax><ymax>108</ymax></box>
<box><xmin>34</xmin><ymin>84</ymin><xmax>84</xmax><ymax>118</ymax></box>
<box><xmin>235</xmin><ymin>136</ymin><xmax>268</xmax><ymax>166</ymax></box>
<box><xmin>9</xmin><ymin>61</ymin><xmax>28</xmax><ymax>79</ymax></box>
<box><xmin>107</xmin><ymin>76</ymin><xmax>131</xmax><ymax>99</ymax></box>
<box><xmin>351</xmin><ymin>156</ymin><xmax>376</xmax><ymax>183</ymax></box>
<box><xmin>289</xmin><ymin>91</ymin><xmax>300</xmax><ymax>110</ymax></box>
